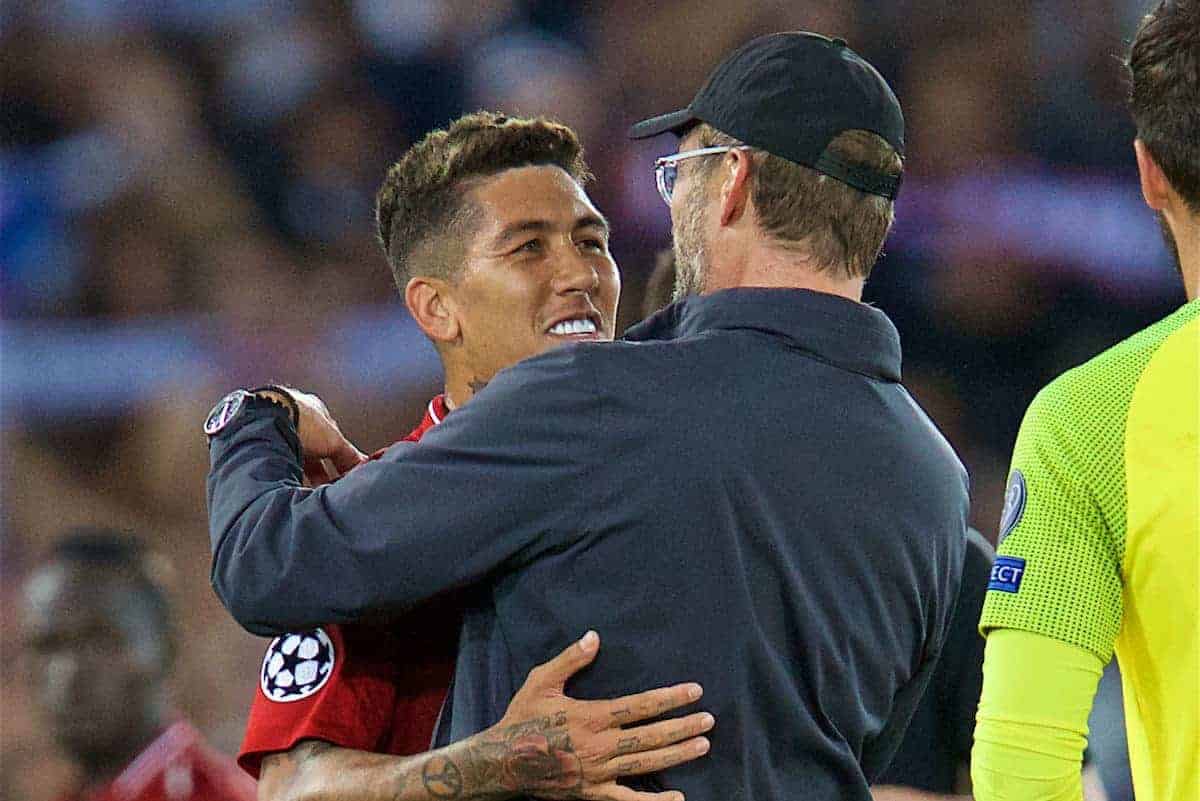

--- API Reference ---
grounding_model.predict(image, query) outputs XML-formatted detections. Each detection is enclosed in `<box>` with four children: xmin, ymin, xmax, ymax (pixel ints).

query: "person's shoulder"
<box><xmin>1031</xmin><ymin>300</ymin><xmax>1200</xmax><ymax>427</ymax></box>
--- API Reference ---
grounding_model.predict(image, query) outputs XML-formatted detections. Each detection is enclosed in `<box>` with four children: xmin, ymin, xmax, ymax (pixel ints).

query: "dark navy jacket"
<box><xmin>877</xmin><ymin>528</ymin><xmax>994</xmax><ymax>791</ymax></box>
<box><xmin>208</xmin><ymin>287</ymin><xmax>969</xmax><ymax>801</ymax></box>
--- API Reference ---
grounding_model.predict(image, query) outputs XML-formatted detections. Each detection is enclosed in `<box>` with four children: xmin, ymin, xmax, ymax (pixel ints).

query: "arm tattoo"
<box><xmin>381</xmin><ymin>714</ymin><xmax>583</xmax><ymax>801</ymax></box>
<box><xmin>422</xmin><ymin>756</ymin><xmax>465</xmax><ymax>799</ymax></box>
<box><xmin>458</xmin><ymin>713</ymin><xmax>583</xmax><ymax>797</ymax></box>
<box><xmin>294</xmin><ymin>740</ymin><xmax>334</xmax><ymax>762</ymax></box>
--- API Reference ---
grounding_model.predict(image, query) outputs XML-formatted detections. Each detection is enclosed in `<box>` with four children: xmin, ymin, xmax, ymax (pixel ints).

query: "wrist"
<box><xmin>414</xmin><ymin>733</ymin><xmax>516</xmax><ymax>801</ymax></box>
<box><xmin>248</xmin><ymin>384</ymin><xmax>300</xmax><ymax>430</ymax></box>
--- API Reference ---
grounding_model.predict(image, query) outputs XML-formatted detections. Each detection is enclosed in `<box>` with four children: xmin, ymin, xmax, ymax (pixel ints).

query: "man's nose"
<box><xmin>553</xmin><ymin>245</ymin><xmax>601</xmax><ymax>294</ymax></box>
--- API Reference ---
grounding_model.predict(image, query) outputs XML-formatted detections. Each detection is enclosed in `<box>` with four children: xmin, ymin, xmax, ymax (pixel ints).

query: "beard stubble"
<box><xmin>671</xmin><ymin>177</ymin><xmax>712</xmax><ymax>302</ymax></box>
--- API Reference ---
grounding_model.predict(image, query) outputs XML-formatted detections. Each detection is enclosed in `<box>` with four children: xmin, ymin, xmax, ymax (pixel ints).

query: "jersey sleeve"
<box><xmin>237</xmin><ymin>624</ymin><xmax>399</xmax><ymax>778</ymax></box>
<box><xmin>979</xmin><ymin>381</ymin><xmax>1124</xmax><ymax>663</ymax></box>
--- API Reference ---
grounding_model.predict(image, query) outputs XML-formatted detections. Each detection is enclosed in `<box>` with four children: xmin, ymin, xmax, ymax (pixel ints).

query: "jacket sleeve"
<box><xmin>943</xmin><ymin>528</ymin><xmax>994</xmax><ymax>763</ymax></box>
<box><xmin>207</xmin><ymin>347</ymin><xmax>602</xmax><ymax>635</ymax></box>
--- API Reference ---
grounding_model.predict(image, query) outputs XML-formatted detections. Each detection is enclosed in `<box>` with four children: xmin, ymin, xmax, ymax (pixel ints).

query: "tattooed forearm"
<box><xmin>421</xmin><ymin>756</ymin><xmax>465</xmax><ymax>799</ymax></box>
<box><xmin>257</xmin><ymin>726</ymin><xmax>581</xmax><ymax>801</ymax></box>
<box><xmin>294</xmin><ymin>739</ymin><xmax>335</xmax><ymax>761</ymax></box>
<box><xmin>334</xmin><ymin>713</ymin><xmax>582</xmax><ymax>801</ymax></box>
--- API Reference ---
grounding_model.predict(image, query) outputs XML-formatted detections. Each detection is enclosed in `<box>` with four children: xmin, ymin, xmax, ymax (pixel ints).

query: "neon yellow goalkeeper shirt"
<box><xmin>978</xmin><ymin>297</ymin><xmax>1200</xmax><ymax>801</ymax></box>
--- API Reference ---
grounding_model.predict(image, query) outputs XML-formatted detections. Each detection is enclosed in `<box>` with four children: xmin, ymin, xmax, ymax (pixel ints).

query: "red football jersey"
<box><xmin>62</xmin><ymin>721</ymin><xmax>255</xmax><ymax>801</ymax></box>
<box><xmin>238</xmin><ymin>396</ymin><xmax>461</xmax><ymax>778</ymax></box>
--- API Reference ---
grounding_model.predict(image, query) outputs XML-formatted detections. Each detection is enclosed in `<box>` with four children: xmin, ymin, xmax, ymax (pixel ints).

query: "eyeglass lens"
<box><xmin>656</xmin><ymin>162</ymin><xmax>676</xmax><ymax>204</ymax></box>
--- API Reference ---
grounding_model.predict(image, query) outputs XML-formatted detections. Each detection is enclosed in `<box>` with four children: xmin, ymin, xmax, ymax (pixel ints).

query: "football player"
<box><xmin>239</xmin><ymin>111</ymin><xmax>713</xmax><ymax>801</ymax></box>
<box><xmin>972</xmin><ymin>2</ymin><xmax>1200</xmax><ymax>799</ymax></box>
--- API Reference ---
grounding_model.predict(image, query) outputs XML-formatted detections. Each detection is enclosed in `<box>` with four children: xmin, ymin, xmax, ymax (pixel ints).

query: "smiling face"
<box><xmin>440</xmin><ymin>164</ymin><xmax>620</xmax><ymax>388</ymax></box>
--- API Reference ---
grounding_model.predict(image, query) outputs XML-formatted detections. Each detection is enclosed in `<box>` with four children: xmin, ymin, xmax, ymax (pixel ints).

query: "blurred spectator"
<box><xmin>15</xmin><ymin>529</ymin><xmax>255</xmax><ymax>801</ymax></box>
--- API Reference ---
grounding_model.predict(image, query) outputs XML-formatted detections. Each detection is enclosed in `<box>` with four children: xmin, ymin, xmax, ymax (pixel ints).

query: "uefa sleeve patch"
<box><xmin>987</xmin><ymin>556</ymin><xmax>1027</xmax><ymax>594</ymax></box>
<box><xmin>260</xmin><ymin>628</ymin><xmax>335</xmax><ymax>702</ymax></box>
<box><xmin>997</xmin><ymin>470</ymin><xmax>1028</xmax><ymax>544</ymax></box>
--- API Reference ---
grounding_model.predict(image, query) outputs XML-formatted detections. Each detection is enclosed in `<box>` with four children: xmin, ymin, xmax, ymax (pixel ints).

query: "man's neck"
<box><xmin>706</xmin><ymin>239</ymin><xmax>864</xmax><ymax>301</ymax></box>
<box><xmin>1177</xmin><ymin>229</ymin><xmax>1199</xmax><ymax>302</ymax></box>
<box><xmin>443</xmin><ymin>365</ymin><xmax>488</xmax><ymax>411</ymax></box>
<box><xmin>1163</xmin><ymin>205</ymin><xmax>1199</xmax><ymax>301</ymax></box>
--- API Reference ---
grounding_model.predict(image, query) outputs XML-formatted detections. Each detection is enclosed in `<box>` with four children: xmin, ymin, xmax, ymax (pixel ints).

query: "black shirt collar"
<box><xmin>624</xmin><ymin>287</ymin><xmax>902</xmax><ymax>382</ymax></box>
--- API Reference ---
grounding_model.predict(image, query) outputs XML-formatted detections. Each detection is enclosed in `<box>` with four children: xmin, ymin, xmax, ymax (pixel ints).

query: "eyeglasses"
<box><xmin>653</xmin><ymin>146</ymin><xmax>753</xmax><ymax>206</ymax></box>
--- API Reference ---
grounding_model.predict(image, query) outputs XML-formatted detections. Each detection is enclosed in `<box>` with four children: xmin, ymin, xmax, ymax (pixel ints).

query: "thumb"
<box><xmin>532</xmin><ymin>630</ymin><xmax>601</xmax><ymax>691</ymax></box>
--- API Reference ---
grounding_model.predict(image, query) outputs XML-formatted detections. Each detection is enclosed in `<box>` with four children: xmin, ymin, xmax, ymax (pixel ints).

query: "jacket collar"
<box><xmin>624</xmin><ymin>287</ymin><xmax>902</xmax><ymax>382</ymax></box>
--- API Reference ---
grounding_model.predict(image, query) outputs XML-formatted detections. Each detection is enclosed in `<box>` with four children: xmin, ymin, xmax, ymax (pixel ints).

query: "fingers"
<box><xmin>590</xmin><ymin>783</ymin><xmax>686</xmax><ymax>801</ymax></box>
<box><xmin>599</xmin><ymin>737</ymin><xmax>711</xmax><ymax>782</ymax></box>
<box><xmin>524</xmin><ymin>630</ymin><xmax>601</xmax><ymax>691</ymax></box>
<box><xmin>609</xmin><ymin>712</ymin><xmax>714</xmax><ymax>756</ymax></box>
<box><xmin>598</xmin><ymin>682</ymin><xmax>703</xmax><ymax>726</ymax></box>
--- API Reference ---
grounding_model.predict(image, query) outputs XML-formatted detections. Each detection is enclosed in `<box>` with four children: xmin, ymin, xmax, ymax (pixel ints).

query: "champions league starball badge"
<box><xmin>998</xmin><ymin>470</ymin><xmax>1027</xmax><ymax>544</ymax></box>
<box><xmin>260</xmin><ymin>628</ymin><xmax>335</xmax><ymax>702</ymax></box>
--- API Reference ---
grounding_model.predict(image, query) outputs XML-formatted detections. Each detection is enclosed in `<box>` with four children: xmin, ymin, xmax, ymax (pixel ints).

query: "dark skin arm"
<box><xmin>258</xmin><ymin>632</ymin><xmax>714</xmax><ymax>801</ymax></box>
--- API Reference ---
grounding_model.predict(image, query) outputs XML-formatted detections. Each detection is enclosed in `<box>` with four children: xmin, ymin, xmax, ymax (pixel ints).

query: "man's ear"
<box><xmin>718</xmin><ymin>149</ymin><xmax>753</xmax><ymax>227</ymax></box>
<box><xmin>405</xmin><ymin>277</ymin><xmax>461</xmax><ymax>344</ymax></box>
<box><xmin>1135</xmin><ymin>139</ymin><xmax>1171</xmax><ymax>212</ymax></box>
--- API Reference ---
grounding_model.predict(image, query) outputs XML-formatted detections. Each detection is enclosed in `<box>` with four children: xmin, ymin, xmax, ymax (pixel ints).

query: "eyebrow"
<box><xmin>492</xmin><ymin>213</ymin><xmax>611</xmax><ymax>246</ymax></box>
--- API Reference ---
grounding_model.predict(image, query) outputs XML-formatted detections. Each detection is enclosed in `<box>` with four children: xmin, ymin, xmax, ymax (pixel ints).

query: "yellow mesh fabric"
<box><xmin>1118</xmin><ymin>307</ymin><xmax>1200</xmax><ymax>801</ymax></box>
<box><xmin>980</xmin><ymin>299</ymin><xmax>1200</xmax><ymax>663</ymax></box>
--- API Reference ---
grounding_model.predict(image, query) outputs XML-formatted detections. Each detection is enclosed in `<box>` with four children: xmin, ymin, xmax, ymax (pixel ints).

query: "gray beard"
<box><xmin>1158</xmin><ymin>211</ymin><xmax>1184</xmax><ymax>284</ymax></box>
<box><xmin>671</xmin><ymin>181</ymin><xmax>711</xmax><ymax>301</ymax></box>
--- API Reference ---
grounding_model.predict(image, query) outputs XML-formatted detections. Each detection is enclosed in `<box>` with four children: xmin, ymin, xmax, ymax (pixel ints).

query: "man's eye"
<box><xmin>517</xmin><ymin>239</ymin><xmax>542</xmax><ymax>253</ymax></box>
<box><xmin>579</xmin><ymin>239</ymin><xmax>605</xmax><ymax>252</ymax></box>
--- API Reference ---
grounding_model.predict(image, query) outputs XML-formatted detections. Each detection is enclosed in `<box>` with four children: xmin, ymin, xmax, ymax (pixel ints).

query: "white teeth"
<box><xmin>550</xmin><ymin>318</ymin><xmax>597</xmax><ymax>335</ymax></box>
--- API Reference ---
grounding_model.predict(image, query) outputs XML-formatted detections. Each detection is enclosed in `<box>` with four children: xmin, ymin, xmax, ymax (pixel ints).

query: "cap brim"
<box><xmin>628</xmin><ymin>107</ymin><xmax>699</xmax><ymax>139</ymax></box>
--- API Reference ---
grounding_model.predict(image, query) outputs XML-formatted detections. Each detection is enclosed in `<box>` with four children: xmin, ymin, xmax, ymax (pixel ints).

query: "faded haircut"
<box><xmin>375</xmin><ymin>111</ymin><xmax>592</xmax><ymax>290</ymax></box>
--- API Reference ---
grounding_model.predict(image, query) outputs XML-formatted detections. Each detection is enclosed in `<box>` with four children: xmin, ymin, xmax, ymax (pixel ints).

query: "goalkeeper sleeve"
<box><xmin>971</xmin><ymin>628</ymin><xmax>1104</xmax><ymax>801</ymax></box>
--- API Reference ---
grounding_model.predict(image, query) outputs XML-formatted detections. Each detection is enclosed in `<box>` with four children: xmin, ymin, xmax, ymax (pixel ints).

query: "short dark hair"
<box><xmin>49</xmin><ymin>528</ymin><xmax>174</xmax><ymax>648</ymax></box>
<box><xmin>375</xmin><ymin>111</ymin><xmax>592</xmax><ymax>290</ymax></box>
<box><xmin>1128</xmin><ymin>0</ymin><xmax>1200</xmax><ymax>212</ymax></box>
<box><xmin>694</xmin><ymin>124</ymin><xmax>902</xmax><ymax>280</ymax></box>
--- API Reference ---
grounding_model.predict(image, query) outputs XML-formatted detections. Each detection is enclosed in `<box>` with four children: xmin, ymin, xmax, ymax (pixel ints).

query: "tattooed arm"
<box><xmin>258</xmin><ymin>632</ymin><xmax>713</xmax><ymax>801</ymax></box>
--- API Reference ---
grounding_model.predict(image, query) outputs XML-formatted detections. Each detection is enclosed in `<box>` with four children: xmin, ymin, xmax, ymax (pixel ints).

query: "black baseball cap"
<box><xmin>629</xmin><ymin>31</ymin><xmax>905</xmax><ymax>199</ymax></box>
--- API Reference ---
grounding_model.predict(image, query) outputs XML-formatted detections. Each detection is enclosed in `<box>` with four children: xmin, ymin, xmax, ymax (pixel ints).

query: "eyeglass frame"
<box><xmin>653</xmin><ymin>145</ymin><xmax>754</xmax><ymax>206</ymax></box>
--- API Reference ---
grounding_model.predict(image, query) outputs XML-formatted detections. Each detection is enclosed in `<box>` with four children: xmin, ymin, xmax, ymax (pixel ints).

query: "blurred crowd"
<box><xmin>1</xmin><ymin>1</ymin><xmax>1178</xmax><ymax>799</ymax></box>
